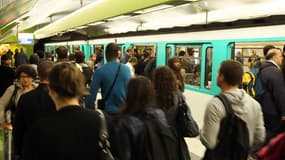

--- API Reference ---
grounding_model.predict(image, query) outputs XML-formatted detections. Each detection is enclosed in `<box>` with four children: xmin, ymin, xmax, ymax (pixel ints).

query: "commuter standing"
<box><xmin>259</xmin><ymin>48</ymin><xmax>285</xmax><ymax>138</ymax></box>
<box><xmin>55</xmin><ymin>46</ymin><xmax>68</xmax><ymax>62</ymax></box>
<box><xmin>13</xmin><ymin>61</ymin><xmax>57</xmax><ymax>159</ymax></box>
<box><xmin>168</xmin><ymin>56</ymin><xmax>185</xmax><ymax>92</ymax></box>
<box><xmin>25</xmin><ymin>62</ymin><xmax>119</xmax><ymax>160</ymax></box>
<box><xmin>200</xmin><ymin>60</ymin><xmax>265</xmax><ymax>159</ymax></box>
<box><xmin>152</xmin><ymin>66</ymin><xmax>195</xmax><ymax>160</ymax></box>
<box><xmin>85</xmin><ymin>43</ymin><xmax>131</xmax><ymax>116</ymax></box>
<box><xmin>0</xmin><ymin>54</ymin><xmax>15</xmax><ymax>97</ymax></box>
<box><xmin>15</xmin><ymin>48</ymin><xmax>29</xmax><ymax>68</ymax></box>
<box><xmin>120</xmin><ymin>47</ymin><xmax>134</xmax><ymax>64</ymax></box>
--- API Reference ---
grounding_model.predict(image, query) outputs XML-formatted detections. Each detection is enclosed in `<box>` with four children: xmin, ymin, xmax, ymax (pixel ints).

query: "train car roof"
<box><xmin>1</xmin><ymin>0</ymin><xmax>285</xmax><ymax>42</ymax></box>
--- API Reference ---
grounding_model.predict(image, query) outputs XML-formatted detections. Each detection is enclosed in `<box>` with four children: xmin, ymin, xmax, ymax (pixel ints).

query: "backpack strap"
<box><xmin>216</xmin><ymin>94</ymin><xmax>233</xmax><ymax>116</ymax></box>
<box><xmin>104</xmin><ymin>63</ymin><xmax>121</xmax><ymax>101</ymax></box>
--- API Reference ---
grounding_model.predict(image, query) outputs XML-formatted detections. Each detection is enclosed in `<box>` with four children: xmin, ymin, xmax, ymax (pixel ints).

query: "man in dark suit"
<box><xmin>13</xmin><ymin>61</ymin><xmax>56</xmax><ymax>159</ymax></box>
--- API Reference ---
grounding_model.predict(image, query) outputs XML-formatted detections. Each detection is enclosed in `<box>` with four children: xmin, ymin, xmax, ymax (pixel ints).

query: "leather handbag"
<box><xmin>97</xmin><ymin>64</ymin><xmax>121</xmax><ymax>110</ymax></box>
<box><xmin>97</xmin><ymin>109</ymin><xmax>115</xmax><ymax>160</ymax></box>
<box><xmin>176</xmin><ymin>92</ymin><xmax>199</xmax><ymax>137</ymax></box>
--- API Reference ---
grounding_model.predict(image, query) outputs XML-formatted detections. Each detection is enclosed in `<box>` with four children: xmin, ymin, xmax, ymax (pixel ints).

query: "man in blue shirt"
<box><xmin>85</xmin><ymin>43</ymin><xmax>131</xmax><ymax>115</ymax></box>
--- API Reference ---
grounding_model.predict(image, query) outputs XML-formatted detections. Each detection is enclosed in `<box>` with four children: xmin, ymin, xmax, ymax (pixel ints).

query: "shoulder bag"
<box><xmin>97</xmin><ymin>109</ymin><xmax>115</xmax><ymax>160</ymax></box>
<box><xmin>176</xmin><ymin>92</ymin><xmax>199</xmax><ymax>137</ymax></box>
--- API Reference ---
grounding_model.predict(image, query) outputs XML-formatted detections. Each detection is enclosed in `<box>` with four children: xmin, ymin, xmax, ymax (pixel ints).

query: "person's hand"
<box><xmin>0</xmin><ymin>122</ymin><xmax>13</xmax><ymax>130</ymax></box>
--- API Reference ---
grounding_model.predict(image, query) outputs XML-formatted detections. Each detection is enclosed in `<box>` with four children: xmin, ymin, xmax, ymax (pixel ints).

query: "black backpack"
<box><xmin>137</xmin><ymin>111</ymin><xmax>180</xmax><ymax>160</ymax></box>
<box><xmin>203</xmin><ymin>94</ymin><xmax>250</xmax><ymax>160</ymax></box>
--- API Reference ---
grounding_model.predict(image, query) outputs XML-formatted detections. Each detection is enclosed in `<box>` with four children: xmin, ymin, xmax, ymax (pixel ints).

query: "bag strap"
<box><xmin>104</xmin><ymin>63</ymin><xmax>121</xmax><ymax>101</ymax></box>
<box><xmin>216</xmin><ymin>94</ymin><xmax>233</xmax><ymax>116</ymax></box>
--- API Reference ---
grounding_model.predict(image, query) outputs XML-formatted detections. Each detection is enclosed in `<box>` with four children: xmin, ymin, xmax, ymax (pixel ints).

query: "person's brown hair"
<box><xmin>152</xmin><ymin>66</ymin><xmax>177</xmax><ymax>109</ymax></box>
<box><xmin>219</xmin><ymin>60</ymin><xmax>243</xmax><ymax>86</ymax></box>
<box><xmin>15</xmin><ymin>64</ymin><xmax>37</xmax><ymax>79</ymax></box>
<box><xmin>48</xmin><ymin>62</ymin><xmax>88</xmax><ymax>98</ymax></box>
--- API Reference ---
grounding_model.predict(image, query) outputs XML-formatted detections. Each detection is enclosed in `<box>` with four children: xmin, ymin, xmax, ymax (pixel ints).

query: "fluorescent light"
<box><xmin>134</xmin><ymin>4</ymin><xmax>172</xmax><ymax>14</ymax></box>
<box><xmin>88</xmin><ymin>21</ymin><xmax>105</xmax><ymax>26</ymax></box>
<box><xmin>76</xmin><ymin>26</ymin><xmax>88</xmax><ymax>29</ymax></box>
<box><xmin>35</xmin><ymin>0</ymin><xmax>104</xmax><ymax>35</ymax></box>
<box><xmin>107</xmin><ymin>15</ymin><xmax>130</xmax><ymax>21</ymax></box>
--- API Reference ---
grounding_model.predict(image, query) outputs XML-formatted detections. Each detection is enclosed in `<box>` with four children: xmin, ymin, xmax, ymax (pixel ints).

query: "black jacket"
<box><xmin>24</xmin><ymin>106</ymin><xmax>119</xmax><ymax>160</ymax></box>
<box><xmin>13</xmin><ymin>83</ymin><xmax>57</xmax><ymax>158</ymax></box>
<box><xmin>0</xmin><ymin>65</ymin><xmax>15</xmax><ymax>97</ymax></box>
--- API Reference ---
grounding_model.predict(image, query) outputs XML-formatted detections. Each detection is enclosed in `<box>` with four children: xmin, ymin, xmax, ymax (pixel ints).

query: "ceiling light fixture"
<box><xmin>134</xmin><ymin>4</ymin><xmax>173</xmax><ymax>14</ymax></box>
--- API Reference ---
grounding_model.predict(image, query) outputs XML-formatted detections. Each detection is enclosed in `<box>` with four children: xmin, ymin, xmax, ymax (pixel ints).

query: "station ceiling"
<box><xmin>1</xmin><ymin>0</ymin><xmax>285</xmax><ymax>42</ymax></box>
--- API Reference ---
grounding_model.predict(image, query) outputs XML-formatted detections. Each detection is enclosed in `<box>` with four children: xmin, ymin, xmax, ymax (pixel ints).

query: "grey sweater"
<box><xmin>200</xmin><ymin>88</ymin><xmax>265</xmax><ymax>149</ymax></box>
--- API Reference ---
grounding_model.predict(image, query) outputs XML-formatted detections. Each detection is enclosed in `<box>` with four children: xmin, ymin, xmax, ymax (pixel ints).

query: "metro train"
<box><xmin>44</xmin><ymin>24</ymin><xmax>285</xmax><ymax>157</ymax></box>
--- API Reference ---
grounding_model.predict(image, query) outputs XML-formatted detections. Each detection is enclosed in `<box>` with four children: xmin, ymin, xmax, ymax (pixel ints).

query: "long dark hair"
<box><xmin>117</xmin><ymin>76</ymin><xmax>155</xmax><ymax>121</ymax></box>
<box><xmin>153</xmin><ymin>66</ymin><xmax>177</xmax><ymax>110</ymax></box>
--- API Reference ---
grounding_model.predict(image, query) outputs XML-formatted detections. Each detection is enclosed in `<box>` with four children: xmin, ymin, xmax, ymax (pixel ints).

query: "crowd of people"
<box><xmin>0</xmin><ymin>42</ymin><xmax>284</xmax><ymax>160</ymax></box>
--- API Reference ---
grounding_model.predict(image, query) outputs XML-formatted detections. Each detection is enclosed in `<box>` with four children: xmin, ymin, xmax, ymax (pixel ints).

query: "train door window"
<box><xmin>205</xmin><ymin>47</ymin><xmax>213</xmax><ymax>90</ymax></box>
<box><xmin>233</xmin><ymin>41</ymin><xmax>284</xmax><ymax>72</ymax></box>
<box><xmin>174</xmin><ymin>45</ymin><xmax>201</xmax><ymax>87</ymax></box>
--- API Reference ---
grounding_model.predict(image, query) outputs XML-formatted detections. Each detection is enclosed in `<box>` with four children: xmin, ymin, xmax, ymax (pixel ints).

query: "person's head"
<box><xmin>252</xmin><ymin>49</ymin><xmax>257</xmax><ymax>56</ymax></box>
<box><xmin>37</xmin><ymin>50</ymin><xmax>44</xmax><ymax>59</ymax></box>
<box><xmin>38</xmin><ymin>61</ymin><xmax>54</xmax><ymax>82</ymax></box>
<box><xmin>29</xmin><ymin>54</ymin><xmax>40</xmax><ymax>65</ymax></box>
<box><xmin>178</xmin><ymin>50</ymin><xmax>186</xmax><ymax>56</ymax></box>
<box><xmin>119</xmin><ymin>76</ymin><xmax>155</xmax><ymax>117</ymax></box>
<box><xmin>15</xmin><ymin>64</ymin><xmax>37</xmax><ymax>87</ymax></box>
<box><xmin>126</xmin><ymin>47</ymin><xmax>134</xmax><ymax>56</ymax></box>
<box><xmin>168</xmin><ymin>56</ymin><xmax>181</xmax><ymax>72</ymax></box>
<box><xmin>56</xmin><ymin>46</ymin><xmax>68</xmax><ymax>60</ymax></box>
<box><xmin>48</xmin><ymin>63</ymin><xmax>88</xmax><ymax>103</ymax></box>
<box><xmin>217</xmin><ymin>60</ymin><xmax>243</xmax><ymax>89</ymax></box>
<box><xmin>187</xmin><ymin>48</ymin><xmax>195</xmax><ymax>56</ymax></box>
<box><xmin>106</xmin><ymin>43</ymin><xmax>118</xmax><ymax>61</ymax></box>
<box><xmin>89</xmin><ymin>53</ymin><xmax>96</xmax><ymax>61</ymax></box>
<box><xmin>128</xmin><ymin>57</ymin><xmax>138</xmax><ymax>66</ymax></box>
<box><xmin>74</xmin><ymin>52</ymin><xmax>85</xmax><ymax>64</ymax></box>
<box><xmin>152</xmin><ymin>66</ymin><xmax>177</xmax><ymax>109</ymax></box>
<box><xmin>1</xmin><ymin>54</ymin><xmax>11</xmax><ymax>66</ymax></box>
<box><xmin>45</xmin><ymin>52</ymin><xmax>52</xmax><ymax>60</ymax></box>
<box><xmin>266</xmin><ymin>48</ymin><xmax>283</xmax><ymax>66</ymax></box>
<box><xmin>263</xmin><ymin>45</ymin><xmax>275</xmax><ymax>57</ymax></box>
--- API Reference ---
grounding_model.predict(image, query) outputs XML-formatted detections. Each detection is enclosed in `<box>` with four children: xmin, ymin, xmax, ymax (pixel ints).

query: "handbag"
<box><xmin>97</xmin><ymin>109</ymin><xmax>115</xmax><ymax>160</ymax></box>
<box><xmin>97</xmin><ymin>64</ymin><xmax>121</xmax><ymax>110</ymax></box>
<box><xmin>176</xmin><ymin>92</ymin><xmax>199</xmax><ymax>137</ymax></box>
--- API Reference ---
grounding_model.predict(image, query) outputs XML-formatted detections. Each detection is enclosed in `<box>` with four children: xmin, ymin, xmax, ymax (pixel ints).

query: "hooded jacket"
<box><xmin>200</xmin><ymin>88</ymin><xmax>265</xmax><ymax>149</ymax></box>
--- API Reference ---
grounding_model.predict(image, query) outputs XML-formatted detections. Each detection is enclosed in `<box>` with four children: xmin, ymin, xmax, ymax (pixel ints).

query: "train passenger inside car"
<box><xmin>168</xmin><ymin>56</ymin><xmax>185</xmax><ymax>92</ymax></box>
<box><xmin>25</xmin><ymin>62</ymin><xmax>119</xmax><ymax>160</ymax></box>
<box><xmin>13</xmin><ymin>61</ymin><xmax>57</xmax><ymax>159</ymax></box>
<box><xmin>85</xmin><ymin>43</ymin><xmax>131</xmax><ymax>116</ymax></box>
<box><xmin>201</xmin><ymin>60</ymin><xmax>265</xmax><ymax>159</ymax></box>
<box><xmin>120</xmin><ymin>47</ymin><xmax>134</xmax><ymax>64</ymax></box>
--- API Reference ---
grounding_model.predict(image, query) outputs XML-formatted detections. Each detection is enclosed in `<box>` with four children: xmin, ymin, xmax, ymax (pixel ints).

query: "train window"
<box><xmin>133</xmin><ymin>44</ymin><xmax>156</xmax><ymax>57</ymax></box>
<box><xmin>174</xmin><ymin>45</ymin><xmax>201</xmax><ymax>87</ymax></box>
<box><xmin>233</xmin><ymin>41</ymin><xmax>285</xmax><ymax>72</ymax></box>
<box><xmin>205</xmin><ymin>47</ymin><xmax>213</xmax><ymax>90</ymax></box>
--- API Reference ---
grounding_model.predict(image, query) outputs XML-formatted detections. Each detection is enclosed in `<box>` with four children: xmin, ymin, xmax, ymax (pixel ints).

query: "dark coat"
<box><xmin>259</xmin><ymin>61</ymin><xmax>285</xmax><ymax>135</ymax></box>
<box><xmin>23</xmin><ymin>106</ymin><xmax>119</xmax><ymax>160</ymax></box>
<box><xmin>13</xmin><ymin>84</ymin><xmax>57</xmax><ymax>157</ymax></box>
<box><xmin>0</xmin><ymin>65</ymin><xmax>15</xmax><ymax>97</ymax></box>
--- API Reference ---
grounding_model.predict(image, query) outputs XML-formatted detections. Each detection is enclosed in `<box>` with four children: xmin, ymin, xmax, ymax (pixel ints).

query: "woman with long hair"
<box><xmin>117</xmin><ymin>76</ymin><xmax>169</xmax><ymax>160</ymax></box>
<box><xmin>152</xmin><ymin>66</ymin><xmax>193</xmax><ymax>160</ymax></box>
